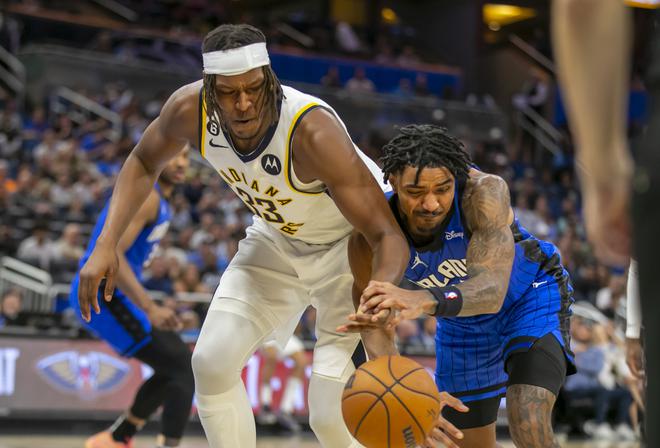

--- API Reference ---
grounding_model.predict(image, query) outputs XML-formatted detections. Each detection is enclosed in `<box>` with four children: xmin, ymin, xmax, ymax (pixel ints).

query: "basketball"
<box><xmin>342</xmin><ymin>355</ymin><xmax>440</xmax><ymax>448</ymax></box>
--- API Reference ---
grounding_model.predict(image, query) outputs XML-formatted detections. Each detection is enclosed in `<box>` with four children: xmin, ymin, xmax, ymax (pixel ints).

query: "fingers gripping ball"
<box><xmin>342</xmin><ymin>355</ymin><xmax>440</xmax><ymax>448</ymax></box>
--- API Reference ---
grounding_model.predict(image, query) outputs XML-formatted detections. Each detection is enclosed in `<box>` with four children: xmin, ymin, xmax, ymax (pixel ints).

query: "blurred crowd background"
<box><xmin>0</xmin><ymin>0</ymin><xmax>651</xmax><ymax>441</ymax></box>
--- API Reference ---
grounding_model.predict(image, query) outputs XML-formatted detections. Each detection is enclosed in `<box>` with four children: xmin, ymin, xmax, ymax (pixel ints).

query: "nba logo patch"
<box><xmin>444</xmin><ymin>291</ymin><xmax>458</xmax><ymax>300</ymax></box>
<box><xmin>36</xmin><ymin>351</ymin><xmax>130</xmax><ymax>398</ymax></box>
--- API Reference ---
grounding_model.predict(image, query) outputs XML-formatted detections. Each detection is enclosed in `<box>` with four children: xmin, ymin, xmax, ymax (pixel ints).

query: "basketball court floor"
<box><xmin>0</xmin><ymin>435</ymin><xmax>641</xmax><ymax>447</ymax></box>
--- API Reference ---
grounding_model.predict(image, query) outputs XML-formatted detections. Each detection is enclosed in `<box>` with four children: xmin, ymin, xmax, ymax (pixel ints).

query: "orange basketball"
<box><xmin>342</xmin><ymin>355</ymin><xmax>440</xmax><ymax>448</ymax></box>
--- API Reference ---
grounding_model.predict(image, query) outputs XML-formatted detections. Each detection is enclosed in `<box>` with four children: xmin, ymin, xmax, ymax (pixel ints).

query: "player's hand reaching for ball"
<box><xmin>147</xmin><ymin>304</ymin><xmax>183</xmax><ymax>331</ymax></box>
<box><xmin>78</xmin><ymin>240</ymin><xmax>119</xmax><ymax>322</ymax></box>
<box><xmin>337</xmin><ymin>281</ymin><xmax>434</xmax><ymax>332</ymax></box>
<box><xmin>362</xmin><ymin>281</ymin><xmax>433</xmax><ymax>324</ymax></box>
<box><xmin>423</xmin><ymin>392</ymin><xmax>468</xmax><ymax>448</ymax></box>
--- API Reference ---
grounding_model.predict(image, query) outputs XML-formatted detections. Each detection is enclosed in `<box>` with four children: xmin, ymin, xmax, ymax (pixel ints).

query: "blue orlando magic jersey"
<box><xmin>79</xmin><ymin>185</ymin><xmax>171</xmax><ymax>281</ymax></box>
<box><xmin>388</xmin><ymin>183</ymin><xmax>574</xmax><ymax>398</ymax></box>
<box><xmin>70</xmin><ymin>184</ymin><xmax>172</xmax><ymax>356</ymax></box>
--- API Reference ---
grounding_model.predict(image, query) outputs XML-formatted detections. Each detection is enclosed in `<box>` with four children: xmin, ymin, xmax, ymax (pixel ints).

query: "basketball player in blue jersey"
<box><xmin>73</xmin><ymin>23</ymin><xmax>473</xmax><ymax>448</ymax></box>
<box><xmin>340</xmin><ymin>124</ymin><xmax>576</xmax><ymax>448</ymax></box>
<box><xmin>69</xmin><ymin>148</ymin><xmax>193</xmax><ymax>448</ymax></box>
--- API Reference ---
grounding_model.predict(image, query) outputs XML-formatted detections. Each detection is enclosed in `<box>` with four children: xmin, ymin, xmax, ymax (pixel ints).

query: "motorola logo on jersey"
<box><xmin>207</xmin><ymin>119</ymin><xmax>221</xmax><ymax>136</ymax></box>
<box><xmin>36</xmin><ymin>351</ymin><xmax>130</xmax><ymax>397</ymax></box>
<box><xmin>261</xmin><ymin>154</ymin><xmax>282</xmax><ymax>175</ymax></box>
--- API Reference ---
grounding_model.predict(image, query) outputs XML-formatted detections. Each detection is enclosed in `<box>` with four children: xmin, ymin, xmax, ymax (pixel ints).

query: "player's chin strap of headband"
<box><xmin>202</xmin><ymin>42</ymin><xmax>270</xmax><ymax>76</ymax></box>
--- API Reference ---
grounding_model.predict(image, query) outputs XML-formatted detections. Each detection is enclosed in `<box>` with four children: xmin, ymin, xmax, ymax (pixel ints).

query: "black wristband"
<box><xmin>428</xmin><ymin>285</ymin><xmax>463</xmax><ymax>317</ymax></box>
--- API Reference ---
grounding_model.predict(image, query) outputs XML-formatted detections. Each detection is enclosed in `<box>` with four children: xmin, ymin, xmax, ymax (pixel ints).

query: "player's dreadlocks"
<box><xmin>381</xmin><ymin>124</ymin><xmax>472</xmax><ymax>184</ymax></box>
<box><xmin>202</xmin><ymin>24</ymin><xmax>283</xmax><ymax>131</ymax></box>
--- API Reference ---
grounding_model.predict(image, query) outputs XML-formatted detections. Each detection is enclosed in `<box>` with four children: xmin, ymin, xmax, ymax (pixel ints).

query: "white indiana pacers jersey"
<box><xmin>199</xmin><ymin>85</ymin><xmax>387</xmax><ymax>244</ymax></box>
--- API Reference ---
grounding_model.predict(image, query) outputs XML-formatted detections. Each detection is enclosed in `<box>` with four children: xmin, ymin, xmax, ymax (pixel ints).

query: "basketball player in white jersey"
<box><xmin>76</xmin><ymin>24</ymin><xmax>464</xmax><ymax>447</ymax></box>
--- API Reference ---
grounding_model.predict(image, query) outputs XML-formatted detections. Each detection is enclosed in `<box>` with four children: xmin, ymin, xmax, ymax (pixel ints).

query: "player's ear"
<box><xmin>388</xmin><ymin>174</ymin><xmax>398</xmax><ymax>192</ymax></box>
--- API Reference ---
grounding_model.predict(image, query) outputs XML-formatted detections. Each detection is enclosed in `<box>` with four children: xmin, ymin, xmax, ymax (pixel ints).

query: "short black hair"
<box><xmin>381</xmin><ymin>124</ymin><xmax>472</xmax><ymax>184</ymax></box>
<box><xmin>201</xmin><ymin>24</ymin><xmax>283</xmax><ymax>130</ymax></box>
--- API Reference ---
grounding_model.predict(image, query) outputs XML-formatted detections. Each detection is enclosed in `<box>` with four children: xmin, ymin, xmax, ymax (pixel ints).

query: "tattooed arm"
<box><xmin>354</xmin><ymin>172</ymin><xmax>514</xmax><ymax>322</ymax></box>
<box><xmin>456</xmin><ymin>173</ymin><xmax>515</xmax><ymax>316</ymax></box>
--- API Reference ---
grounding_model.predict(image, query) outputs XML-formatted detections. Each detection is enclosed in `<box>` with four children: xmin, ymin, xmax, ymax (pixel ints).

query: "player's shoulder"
<box><xmin>462</xmin><ymin>169</ymin><xmax>511</xmax><ymax>226</ymax></box>
<box><xmin>159</xmin><ymin>80</ymin><xmax>203</xmax><ymax>140</ymax></box>
<box><xmin>164</xmin><ymin>80</ymin><xmax>203</xmax><ymax>113</ymax></box>
<box><xmin>464</xmin><ymin>169</ymin><xmax>509</xmax><ymax>198</ymax></box>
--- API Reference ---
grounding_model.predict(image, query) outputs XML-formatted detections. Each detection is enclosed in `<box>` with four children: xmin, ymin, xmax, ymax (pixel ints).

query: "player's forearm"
<box><xmin>455</xmin><ymin>271</ymin><xmax>507</xmax><ymax>316</ymax></box>
<box><xmin>115</xmin><ymin>252</ymin><xmax>156</xmax><ymax>313</ymax></box>
<box><xmin>552</xmin><ymin>0</ymin><xmax>633</xmax><ymax>182</ymax></box>
<box><xmin>369</xmin><ymin>232</ymin><xmax>410</xmax><ymax>284</ymax></box>
<box><xmin>98</xmin><ymin>153</ymin><xmax>160</xmax><ymax>248</ymax></box>
<box><xmin>362</xmin><ymin>329</ymin><xmax>399</xmax><ymax>359</ymax></box>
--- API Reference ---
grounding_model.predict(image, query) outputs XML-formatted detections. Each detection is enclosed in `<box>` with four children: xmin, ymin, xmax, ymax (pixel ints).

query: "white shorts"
<box><xmin>209</xmin><ymin>217</ymin><xmax>359</xmax><ymax>379</ymax></box>
<box><xmin>263</xmin><ymin>335</ymin><xmax>306</xmax><ymax>358</ymax></box>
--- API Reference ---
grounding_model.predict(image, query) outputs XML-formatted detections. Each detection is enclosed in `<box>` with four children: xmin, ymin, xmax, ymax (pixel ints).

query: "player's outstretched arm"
<box><xmin>113</xmin><ymin>190</ymin><xmax>182</xmax><ymax>330</ymax></box>
<box><xmin>337</xmin><ymin>231</ymin><xmax>399</xmax><ymax>358</ymax></box>
<box><xmin>293</xmin><ymin>108</ymin><xmax>409</xmax><ymax>285</ymax></box>
<box><xmin>78</xmin><ymin>82</ymin><xmax>199</xmax><ymax>322</ymax></box>
<box><xmin>552</xmin><ymin>0</ymin><xmax>632</xmax><ymax>264</ymax></box>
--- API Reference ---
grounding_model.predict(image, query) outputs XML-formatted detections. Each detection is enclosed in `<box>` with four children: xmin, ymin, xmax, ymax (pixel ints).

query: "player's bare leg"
<box><xmin>506</xmin><ymin>384</ymin><xmax>560</xmax><ymax>448</ymax></box>
<box><xmin>443</xmin><ymin>422</ymin><xmax>499</xmax><ymax>448</ymax></box>
<box><xmin>257</xmin><ymin>345</ymin><xmax>279</xmax><ymax>425</ymax></box>
<box><xmin>276</xmin><ymin>349</ymin><xmax>308</xmax><ymax>432</ymax></box>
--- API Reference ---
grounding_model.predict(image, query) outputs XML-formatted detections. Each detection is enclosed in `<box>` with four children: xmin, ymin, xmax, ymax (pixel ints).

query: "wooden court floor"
<box><xmin>0</xmin><ymin>435</ymin><xmax>642</xmax><ymax>448</ymax></box>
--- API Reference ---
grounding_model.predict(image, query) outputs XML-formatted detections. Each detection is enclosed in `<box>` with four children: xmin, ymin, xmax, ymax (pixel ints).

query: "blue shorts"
<box><xmin>69</xmin><ymin>274</ymin><xmax>152</xmax><ymax>357</ymax></box>
<box><xmin>434</xmin><ymin>240</ymin><xmax>575</xmax><ymax>403</ymax></box>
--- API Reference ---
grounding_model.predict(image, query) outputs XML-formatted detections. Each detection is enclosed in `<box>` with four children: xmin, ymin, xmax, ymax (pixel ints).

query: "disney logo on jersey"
<box><xmin>261</xmin><ymin>154</ymin><xmax>282</xmax><ymax>175</ymax></box>
<box><xmin>445</xmin><ymin>230</ymin><xmax>464</xmax><ymax>240</ymax></box>
<box><xmin>409</xmin><ymin>258</ymin><xmax>468</xmax><ymax>289</ymax></box>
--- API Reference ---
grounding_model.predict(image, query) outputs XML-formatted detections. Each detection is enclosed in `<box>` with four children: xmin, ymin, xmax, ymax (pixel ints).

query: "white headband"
<box><xmin>202</xmin><ymin>42</ymin><xmax>270</xmax><ymax>76</ymax></box>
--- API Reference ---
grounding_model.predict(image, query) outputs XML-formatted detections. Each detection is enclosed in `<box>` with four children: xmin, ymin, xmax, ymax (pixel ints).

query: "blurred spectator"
<box><xmin>374</xmin><ymin>39</ymin><xmax>395</xmax><ymax>65</ymax></box>
<box><xmin>396</xmin><ymin>319</ymin><xmax>420</xmax><ymax>350</ymax></box>
<box><xmin>0</xmin><ymin>101</ymin><xmax>22</xmax><ymax>159</ymax></box>
<box><xmin>564</xmin><ymin>319</ymin><xmax>635</xmax><ymax>440</ymax></box>
<box><xmin>0</xmin><ymin>289</ymin><xmax>22</xmax><ymax>327</ymax></box>
<box><xmin>513</xmin><ymin>66</ymin><xmax>550</xmax><ymax>115</ymax></box>
<box><xmin>179</xmin><ymin>309</ymin><xmax>201</xmax><ymax>338</ymax></box>
<box><xmin>0</xmin><ymin>159</ymin><xmax>16</xmax><ymax>193</ymax></box>
<box><xmin>414</xmin><ymin>73</ymin><xmax>431</xmax><ymax>98</ymax></box>
<box><xmin>21</xmin><ymin>107</ymin><xmax>47</xmax><ymax>152</ymax></box>
<box><xmin>335</xmin><ymin>21</ymin><xmax>363</xmax><ymax>54</ymax></box>
<box><xmin>417</xmin><ymin>316</ymin><xmax>437</xmax><ymax>352</ymax></box>
<box><xmin>595</xmin><ymin>273</ymin><xmax>627</xmax><ymax>320</ymax></box>
<box><xmin>50</xmin><ymin>173</ymin><xmax>76</xmax><ymax>210</ymax></box>
<box><xmin>396</xmin><ymin>45</ymin><xmax>421</xmax><ymax>67</ymax></box>
<box><xmin>174</xmin><ymin>263</ymin><xmax>209</xmax><ymax>294</ymax></box>
<box><xmin>191</xmin><ymin>212</ymin><xmax>216</xmax><ymax>249</ymax></box>
<box><xmin>17</xmin><ymin>220</ymin><xmax>56</xmax><ymax>270</ymax></box>
<box><xmin>320</xmin><ymin>66</ymin><xmax>342</xmax><ymax>88</ymax></box>
<box><xmin>143</xmin><ymin>256</ymin><xmax>174</xmax><ymax>295</ymax></box>
<box><xmin>52</xmin><ymin>223</ymin><xmax>84</xmax><ymax>265</ymax></box>
<box><xmin>391</xmin><ymin>78</ymin><xmax>414</xmax><ymax>99</ymax></box>
<box><xmin>346</xmin><ymin>67</ymin><xmax>375</xmax><ymax>93</ymax></box>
